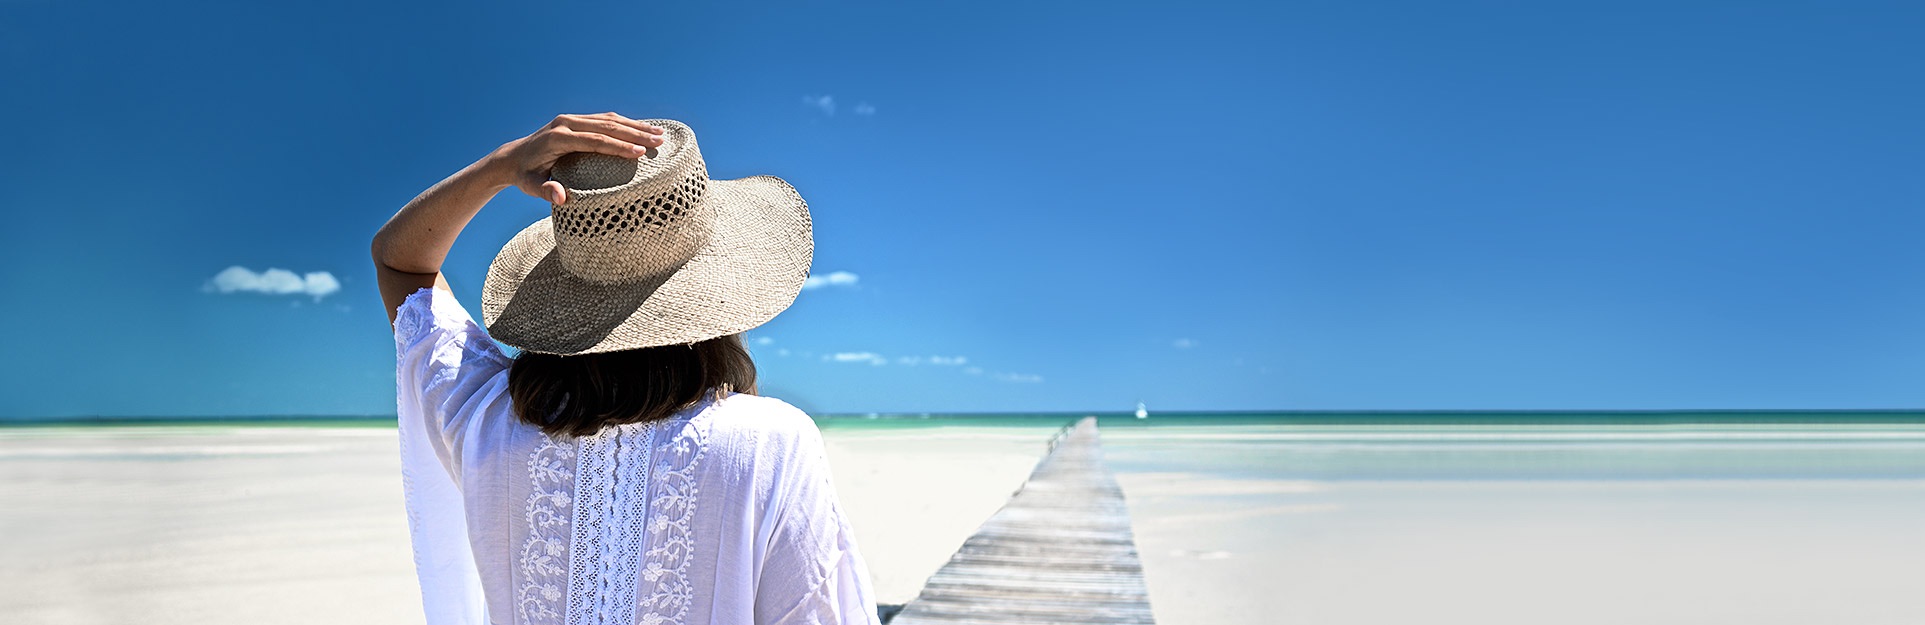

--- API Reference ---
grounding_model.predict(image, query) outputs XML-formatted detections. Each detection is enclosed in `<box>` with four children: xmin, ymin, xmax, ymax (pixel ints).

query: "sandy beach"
<box><xmin>4</xmin><ymin>419</ymin><xmax>1924</xmax><ymax>625</ymax></box>
<box><xmin>0</xmin><ymin>426</ymin><xmax>424</xmax><ymax>624</ymax></box>
<box><xmin>816</xmin><ymin>424</ymin><xmax>1061</xmax><ymax>604</ymax></box>
<box><xmin>0</xmin><ymin>423</ymin><xmax>1056</xmax><ymax>625</ymax></box>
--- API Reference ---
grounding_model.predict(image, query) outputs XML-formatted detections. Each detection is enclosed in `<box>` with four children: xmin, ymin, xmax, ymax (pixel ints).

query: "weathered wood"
<box><xmin>890</xmin><ymin>417</ymin><xmax>1156</xmax><ymax>625</ymax></box>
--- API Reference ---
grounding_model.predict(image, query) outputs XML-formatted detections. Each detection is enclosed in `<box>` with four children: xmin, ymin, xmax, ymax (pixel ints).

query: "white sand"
<box><xmin>816</xmin><ymin>426</ymin><xmax>1059</xmax><ymax>604</ymax></box>
<box><xmin>0</xmin><ymin>424</ymin><xmax>1054</xmax><ymax>624</ymax></box>
<box><xmin>8</xmin><ymin>423</ymin><xmax>1921</xmax><ymax>625</ymax></box>
<box><xmin>0</xmin><ymin>426</ymin><xmax>423</xmax><ymax>625</ymax></box>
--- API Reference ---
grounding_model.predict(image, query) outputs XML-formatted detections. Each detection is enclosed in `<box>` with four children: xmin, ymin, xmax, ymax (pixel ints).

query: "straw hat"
<box><xmin>480</xmin><ymin>119</ymin><xmax>812</xmax><ymax>355</ymax></box>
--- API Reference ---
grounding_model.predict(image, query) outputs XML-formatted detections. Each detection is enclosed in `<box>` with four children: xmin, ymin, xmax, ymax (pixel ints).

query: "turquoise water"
<box><xmin>9</xmin><ymin>410</ymin><xmax>1922</xmax><ymax>482</ymax></box>
<box><xmin>12</xmin><ymin>410</ymin><xmax>1924</xmax><ymax>480</ymax></box>
<box><xmin>814</xmin><ymin>411</ymin><xmax>1925</xmax><ymax>480</ymax></box>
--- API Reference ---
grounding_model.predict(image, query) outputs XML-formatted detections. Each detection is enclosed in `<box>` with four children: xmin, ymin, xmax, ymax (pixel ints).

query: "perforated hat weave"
<box><xmin>480</xmin><ymin>119</ymin><xmax>813</xmax><ymax>355</ymax></box>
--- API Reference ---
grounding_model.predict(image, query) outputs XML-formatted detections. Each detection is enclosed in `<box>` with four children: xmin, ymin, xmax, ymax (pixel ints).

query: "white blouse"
<box><xmin>393</xmin><ymin>287</ymin><xmax>879</xmax><ymax>625</ymax></box>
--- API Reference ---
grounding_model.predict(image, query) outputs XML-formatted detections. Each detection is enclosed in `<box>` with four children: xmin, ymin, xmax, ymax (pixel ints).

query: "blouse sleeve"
<box><xmin>754</xmin><ymin>413</ymin><xmax>881</xmax><ymax>625</ymax></box>
<box><xmin>393</xmin><ymin>286</ymin><xmax>514</xmax><ymax>479</ymax></box>
<box><xmin>393</xmin><ymin>286</ymin><xmax>503</xmax><ymax>625</ymax></box>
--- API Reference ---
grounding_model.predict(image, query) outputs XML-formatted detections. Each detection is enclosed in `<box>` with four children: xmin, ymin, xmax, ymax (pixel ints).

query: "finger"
<box><xmin>588</xmin><ymin>112</ymin><xmax>666</xmax><ymax>137</ymax></box>
<box><xmin>554</xmin><ymin>116</ymin><xmax>665</xmax><ymax>148</ymax></box>
<box><xmin>541</xmin><ymin>181</ymin><xmax>567</xmax><ymax>205</ymax></box>
<box><xmin>549</xmin><ymin>128</ymin><xmax>651</xmax><ymax>158</ymax></box>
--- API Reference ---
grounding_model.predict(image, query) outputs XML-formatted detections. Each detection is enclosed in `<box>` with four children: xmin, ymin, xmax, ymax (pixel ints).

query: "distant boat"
<box><xmin>1135</xmin><ymin>401</ymin><xmax>1148</xmax><ymax>419</ymax></box>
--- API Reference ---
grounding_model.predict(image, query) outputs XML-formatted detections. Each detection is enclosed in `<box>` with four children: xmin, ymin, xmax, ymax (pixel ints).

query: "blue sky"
<box><xmin>2</xmin><ymin>1</ymin><xmax>1923</xmax><ymax>417</ymax></box>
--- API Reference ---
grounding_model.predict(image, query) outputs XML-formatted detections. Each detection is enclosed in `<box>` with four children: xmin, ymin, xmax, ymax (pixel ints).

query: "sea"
<box><xmin>812</xmin><ymin>409</ymin><xmax>1925</xmax><ymax>479</ymax></box>
<box><xmin>5</xmin><ymin>410</ymin><xmax>1922</xmax><ymax>625</ymax></box>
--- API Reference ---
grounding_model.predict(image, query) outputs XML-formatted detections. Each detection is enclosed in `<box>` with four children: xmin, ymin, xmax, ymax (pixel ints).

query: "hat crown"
<box><xmin>548</xmin><ymin>120</ymin><xmax>711</xmax><ymax>284</ymax></box>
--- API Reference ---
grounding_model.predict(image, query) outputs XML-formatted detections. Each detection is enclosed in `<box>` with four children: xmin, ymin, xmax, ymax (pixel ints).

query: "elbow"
<box><xmin>370</xmin><ymin>228</ymin><xmax>394</xmax><ymax>271</ymax></box>
<box><xmin>371</xmin><ymin>230</ymin><xmax>438</xmax><ymax>276</ymax></box>
<box><xmin>371</xmin><ymin>225</ymin><xmax>414</xmax><ymax>274</ymax></box>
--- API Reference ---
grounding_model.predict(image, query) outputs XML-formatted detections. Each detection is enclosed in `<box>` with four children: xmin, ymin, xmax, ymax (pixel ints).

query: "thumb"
<box><xmin>540</xmin><ymin>181</ymin><xmax>568</xmax><ymax>205</ymax></box>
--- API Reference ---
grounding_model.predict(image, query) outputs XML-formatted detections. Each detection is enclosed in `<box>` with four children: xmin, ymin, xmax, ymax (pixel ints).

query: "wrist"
<box><xmin>469</xmin><ymin>144</ymin><xmax>521</xmax><ymax>192</ymax></box>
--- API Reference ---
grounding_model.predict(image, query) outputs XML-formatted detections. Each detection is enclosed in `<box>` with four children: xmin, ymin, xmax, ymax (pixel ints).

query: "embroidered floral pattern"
<box><xmin>637</xmin><ymin>415</ymin><xmax>708</xmax><ymax>624</ymax></box>
<box><xmin>526</xmin><ymin>405</ymin><xmax>712</xmax><ymax>625</ymax></box>
<box><xmin>518</xmin><ymin>434</ymin><xmax>576</xmax><ymax>625</ymax></box>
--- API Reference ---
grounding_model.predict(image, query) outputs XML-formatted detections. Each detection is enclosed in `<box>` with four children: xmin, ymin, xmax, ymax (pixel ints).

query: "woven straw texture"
<box><xmin>480</xmin><ymin>119</ymin><xmax>812</xmax><ymax>355</ymax></box>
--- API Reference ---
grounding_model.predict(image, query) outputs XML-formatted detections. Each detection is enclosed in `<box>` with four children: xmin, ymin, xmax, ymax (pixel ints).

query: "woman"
<box><xmin>372</xmin><ymin>113</ymin><xmax>878</xmax><ymax>625</ymax></box>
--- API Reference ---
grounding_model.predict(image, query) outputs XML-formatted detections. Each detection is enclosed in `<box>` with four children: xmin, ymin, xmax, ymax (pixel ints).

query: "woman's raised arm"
<box><xmin>371</xmin><ymin>113</ymin><xmax>667</xmax><ymax>324</ymax></box>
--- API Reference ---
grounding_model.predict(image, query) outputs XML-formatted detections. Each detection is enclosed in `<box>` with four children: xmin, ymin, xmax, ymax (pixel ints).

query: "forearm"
<box><xmin>372</xmin><ymin>153</ymin><xmax>514</xmax><ymax>275</ymax></box>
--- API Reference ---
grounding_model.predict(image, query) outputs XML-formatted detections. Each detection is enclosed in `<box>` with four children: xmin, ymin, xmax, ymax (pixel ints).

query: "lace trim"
<box><xmin>604</xmin><ymin>425</ymin><xmax>655</xmax><ymax>624</ymax></box>
<box><xmin>567</xmin><ymin>429</ymin><xmax>617</xmax><ymax>625</ymax></box>
<box><xmin>518</xmin><ymin>434</ymin><xmax>576</xmax><ymax>625</ymax></box>
<box><xmin>638</xmin><ymin>414</ymin><xmax>709</xmax><ymax>625</ymax></box>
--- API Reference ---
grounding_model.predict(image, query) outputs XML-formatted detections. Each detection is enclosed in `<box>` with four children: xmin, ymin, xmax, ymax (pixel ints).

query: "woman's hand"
<box><xmin>375</xmin><ymin>112</ymin><xmax>666</xmax><ymax>324</ymax></box>
<box><xmin>485</xmin><ymin>112</ymin><xmax>668</xmax><ymax>205</ymax></box>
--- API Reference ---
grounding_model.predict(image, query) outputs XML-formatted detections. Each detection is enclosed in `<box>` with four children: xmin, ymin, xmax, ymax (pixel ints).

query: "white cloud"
<box><xmin>825</xmin><ymin>352</ymin><xmax>888</xmax><ymax>366</ymax></box>
<box><xmin>993</xmin><ymin>372</ymin><xmax>1044</xmax><ymax>383</ymax></box>
<box><xmin>813</xmin><ymin>347</ymin><xmax>989</xmax><ymax>376</ymax></box>
<box><xmin>1173</xmin><ymin>338</ymin><xmax>1198</xmax><ymax>349</ymax></box>
<box><xmin>896</xmin><ymin>355</ymin><xmax>965</xmax><ymax>366</ymax></box>
<box><xmin>752</xmin><ymin>336</ymin><xmax>775</xmax><ymax>346</ymax></box>
<box><xmin>821</xmin><ymin>349</ymin><xmax>970</xmax><ymax>370</ymax></box>
<box><xmin>776</xmin><ymin>348</ymin><xmax>791</xmax><ymax>357</ymax></box>
<box><xmin>304</xmin><ymin>272</ymin><xmax>341</xmax><ymax>300</ymax></box>
<box><xmin>801</xmin><ymin>270</ymin><xmax>859</xmax><ymax>291</ymax></box>
<box><xmin>802</xmin><ymin>94</ymin><xmax>836</xmax><ymax>116</ymax></box>
<box><xmin>205</xmin><ymin>266</ymin><xmax>341</xmax><ymax>301</ymax></box>
<box><xmin>853</xmin><ymin>102</ymin><xmax>876</xmax><ymax>116</ymax></box>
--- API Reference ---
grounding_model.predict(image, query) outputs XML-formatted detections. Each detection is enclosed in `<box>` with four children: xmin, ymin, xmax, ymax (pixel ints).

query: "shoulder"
<box><xmin>394</xmin><ymin>287</ymin><xmax>510</xmax><ymax>364</ymax></box>
<box><xmin>700</xmin><ymin>393</ymin><xmax>828</xmax><ymax>469</ymax></box>
<box><xmin>704</xmin><ymin>393</ymin><xmax>820</xmax><ymax>440</ymax></box>
<box><xmin>701</xmin><ymin>395</ymin><xmax>838</xmax><ymax>514</ymax></box>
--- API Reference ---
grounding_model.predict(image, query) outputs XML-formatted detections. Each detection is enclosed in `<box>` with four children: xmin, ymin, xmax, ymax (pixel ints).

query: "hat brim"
<box><xmin>480</xmin><ymin>175</ymin><xmax>812</xmax><ymax>355</ymax></box>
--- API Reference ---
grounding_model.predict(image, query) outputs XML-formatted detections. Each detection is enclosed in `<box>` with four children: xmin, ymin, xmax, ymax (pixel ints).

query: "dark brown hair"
<box><xmin>507</xmin><ymin>334</ymin><xmax>757</xmax><ymax>437</ymax></box>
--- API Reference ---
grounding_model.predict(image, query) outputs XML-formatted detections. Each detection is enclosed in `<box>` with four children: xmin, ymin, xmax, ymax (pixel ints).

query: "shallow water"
<box><xmin>827</xmin><ymin>412</ymin><xmax>1925</xmax><ymax>624</ymax></box>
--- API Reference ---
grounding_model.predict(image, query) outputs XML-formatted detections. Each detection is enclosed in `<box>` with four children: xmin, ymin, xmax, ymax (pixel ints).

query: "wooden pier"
<box><xmin>889</xmin><ymin>417</ymin><xmax>1156</xmax><ymax>624</ymax></box>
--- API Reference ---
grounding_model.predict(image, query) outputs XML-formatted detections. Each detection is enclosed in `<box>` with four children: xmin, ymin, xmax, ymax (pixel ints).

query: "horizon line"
<box><xmin>4</xmin><ymin>407</ymin><xmax>1924</xmax><ymax>426</ymax></box>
